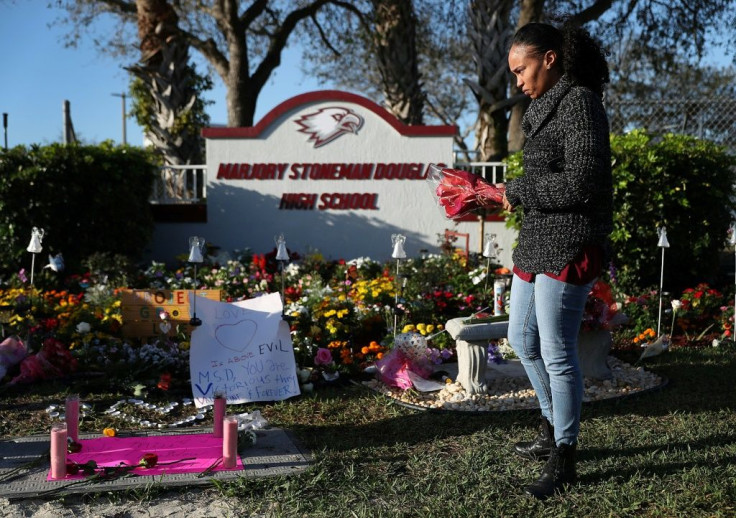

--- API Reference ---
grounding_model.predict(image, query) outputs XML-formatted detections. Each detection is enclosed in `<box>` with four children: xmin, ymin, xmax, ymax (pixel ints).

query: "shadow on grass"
<box><xmin>284</xmin><ymin>385</ymin><xmax>538</xmax><ymax>453</ymax></box>
<box><xmin>284</xmin><ymin>347</ymin><xmax>736</xmax><ymax>456</ymax></box>
<box><xmin>585</xmin><ymin>346</ymin><xmax>736</xmax><ymax>419</ymax></box>
<box><xmin>579</xmin><ymin>453</ymin><xmax>736</xmax><ymax>486</ymax></box>
<box><xmin>580</xmin><ymin>429</ymin><xmax>736</xmax><ymax>463</ymax></box>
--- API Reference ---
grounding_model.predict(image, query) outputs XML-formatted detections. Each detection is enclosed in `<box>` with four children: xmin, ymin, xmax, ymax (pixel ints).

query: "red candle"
<box><xmin>213</xmin><ymin>392</ymin><xmax>226</xmax><ymax>438</ymax></box>
<box><xmin>222</xmin><ymin>416</ymin><xmax>238</xmax><ymax>468</ymax></box>
<box><xmin>50</xmin><ymin>422</ymin><xmax>67</xmax><ymax>479</ymax></box>
<box><xmin>65</xmin><ymin>394</ymin><xmax>79</xmax><ymax>443</ymax></box>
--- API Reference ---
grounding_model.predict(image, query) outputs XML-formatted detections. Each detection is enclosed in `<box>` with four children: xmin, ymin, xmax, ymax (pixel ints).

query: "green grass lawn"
<box><xmin>2</xmin><ymin>345</ymin><xmax>736</xmax><ymax>517</ymax></box>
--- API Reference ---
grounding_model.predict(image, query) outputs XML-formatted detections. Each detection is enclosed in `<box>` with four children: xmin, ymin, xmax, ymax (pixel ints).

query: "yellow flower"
<box><xmin>426</xmin><ymin>324</ymin><xmax>435</xmax><ymax>333</ymax></box>
<box><xmin>402</xmin><ymin>324</ymin><xmax>416</xmax><ymax>333</ymax></box>
<box><xmin>103</xmin><ymin>428</ymin><xmax>117</xmax><ymax>437</ymax></box>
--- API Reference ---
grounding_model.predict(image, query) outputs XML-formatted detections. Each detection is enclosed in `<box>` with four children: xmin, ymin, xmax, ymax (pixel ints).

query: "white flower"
<box><xmin>76</xmin><ymin>322</ymin><xmax>91</xmax><ymax>334</ymax></box>
<box><xmin>671</xmin><ymin>299</ymin><xmax>683</xmax><ymax>311</ymax></box>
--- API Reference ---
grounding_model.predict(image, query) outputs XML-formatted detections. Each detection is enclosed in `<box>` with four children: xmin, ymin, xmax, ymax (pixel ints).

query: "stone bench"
<box><xmin>445</xmin><ymin>317</ymin><xmax>509</xmax><ymax>395</ymax></box>
<box><xmin>445</xmin><ymin>317</ymin><xmax>613</xmax><ymax>395</ymax></box>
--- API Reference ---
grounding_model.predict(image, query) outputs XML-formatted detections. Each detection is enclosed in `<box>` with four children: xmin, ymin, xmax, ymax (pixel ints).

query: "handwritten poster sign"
<box><xmin>189</xmin><ymin>292</ymin><xmax>300</xmax><ymax>407</ymax></box>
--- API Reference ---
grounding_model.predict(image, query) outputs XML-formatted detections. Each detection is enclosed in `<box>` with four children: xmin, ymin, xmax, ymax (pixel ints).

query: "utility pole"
<box><xmin>2</xmin><ymin>113</ymin><xmax>7</xmax><ymax>150</ymax></box>
<box><xmin>111</xmin><ymin>92</ymin><xmax>127</xmax><ymax>145</ymax></box>
<box><xmin>63</xmin><ymin>100</ymin><xmax>77</xmax><ymax>144</ymax></box>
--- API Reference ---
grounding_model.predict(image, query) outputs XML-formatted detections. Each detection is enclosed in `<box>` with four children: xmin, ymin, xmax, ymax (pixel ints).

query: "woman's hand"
<box><xmin>502</xmin><ymin>192</ymin><xmax>514</xmax><ymax>212</ymax></box>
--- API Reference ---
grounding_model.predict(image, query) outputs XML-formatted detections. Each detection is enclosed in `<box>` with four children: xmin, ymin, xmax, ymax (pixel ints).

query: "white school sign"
<box><xmin>151</xmin><ymin>90</ymin><xmax>512</xmax><ymax>261</ymax></box>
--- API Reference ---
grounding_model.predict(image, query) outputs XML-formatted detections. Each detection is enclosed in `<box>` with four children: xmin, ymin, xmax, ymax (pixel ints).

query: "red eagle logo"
<box><xmin>295</xmin><ymin>107</ymin><xmax>364</xmax><ymax>148</ymax></box>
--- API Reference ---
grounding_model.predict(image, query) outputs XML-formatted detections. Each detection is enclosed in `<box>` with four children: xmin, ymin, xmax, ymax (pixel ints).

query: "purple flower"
<box><xmin>487</xmin><ymin>342</ymin><xmax>505</xmax><ymax>365</ymax></box>
<box><xmin>18</xmin><ymin>269</ymin><xmax>28</xmax><ymax>283</ymax></box>
<box><xmin>608</xmin><ymin>261</ymin><xmax>618</xmax><ymax>286</ymax></box>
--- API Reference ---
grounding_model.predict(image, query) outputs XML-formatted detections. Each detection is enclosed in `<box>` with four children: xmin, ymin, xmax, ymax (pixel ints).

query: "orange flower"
<box><xmin>339</xmin><ymin>348</ymin><xmax>353</xmax><ymax>364</ymax></box>
<box><xmin>103</xmin><ymin>428</ymin><xmax>116</xmax><ymax>437</ymax></box>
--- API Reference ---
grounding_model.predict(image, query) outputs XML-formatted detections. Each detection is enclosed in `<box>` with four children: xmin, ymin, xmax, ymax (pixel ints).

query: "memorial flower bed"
<box><xmin>0</xmin><ymin>246</ymin><xmax>733</xmax><ymax>389</ymax></box>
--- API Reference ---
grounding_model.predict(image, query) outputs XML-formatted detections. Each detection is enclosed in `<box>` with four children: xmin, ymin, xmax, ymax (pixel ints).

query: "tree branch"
<box><xmin>310</xmin><ymin>13</ymin><xmax>341</xmax><ymax>57</ymax></box>
<box><xmin>250</xmin><ymin>0</ymin><xmax>334</xmax><ymax>91</ymax></box>
<box><xmin>568</xmin><ymin>0</ymin><xmax>617</xmax><ymax>25</ymax></box>
<box><xmin>240</xmin><ymin>0</ymin><xmax>269</xmax><ymax>27</ymax></box>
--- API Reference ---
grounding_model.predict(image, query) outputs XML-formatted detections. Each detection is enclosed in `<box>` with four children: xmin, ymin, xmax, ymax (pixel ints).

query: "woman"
<box><xmin>502</xmin><ymin>22</ymin><xmax>613</xmax><ymax>499</ymax></box>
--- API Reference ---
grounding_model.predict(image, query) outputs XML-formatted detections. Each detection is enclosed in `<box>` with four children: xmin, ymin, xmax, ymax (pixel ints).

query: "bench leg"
<box><xmin>456</xmin><ymin>339</ymin><xmax>489</xmax><ymax>395</ymax></box>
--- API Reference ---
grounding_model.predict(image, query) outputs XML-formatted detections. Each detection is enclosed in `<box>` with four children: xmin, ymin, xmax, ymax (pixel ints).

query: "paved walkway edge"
<box><xmin>0</xmin><ymin>427</ymin><xmax>312</xmax><ymax>500</ymax></box>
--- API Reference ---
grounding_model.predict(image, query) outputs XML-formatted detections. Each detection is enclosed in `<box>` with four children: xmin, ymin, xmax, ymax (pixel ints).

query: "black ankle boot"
<box><xmin>514</xmin><ymin>416</ymin><xmax>554</xmax><ymax>461</ymax></box>
<box><xmin>525</xmin><ymin>443</ymin><xmax>577</xmax><ymax>500</ymax></box>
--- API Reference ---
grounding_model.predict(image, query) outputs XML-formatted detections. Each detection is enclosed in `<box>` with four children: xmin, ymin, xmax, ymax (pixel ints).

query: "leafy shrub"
<box><xmin>609</xmin><ymin>131</ymin><xmax>736</xmax><ymax>293</ymax></box>
<box><xmin>503</xmin><ymin>132</ymin><xmax>736</xmax><ymax>294</ymax></box>
<box><xmin>0</xmin><ymin>143</ymin><xmax>157</xmax><ymax>282</ymax></box>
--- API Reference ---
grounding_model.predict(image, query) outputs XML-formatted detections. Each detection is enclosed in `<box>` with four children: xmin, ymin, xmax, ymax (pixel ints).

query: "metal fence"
<box><xmin>607</xmin><ymin>98</ymin><xmax>736</xmax><ymax>153</ymax></box>
<box><xmin>150</xmin><ymin>165</ymin><xmax>207</xmax><ymax>204</ymax></box>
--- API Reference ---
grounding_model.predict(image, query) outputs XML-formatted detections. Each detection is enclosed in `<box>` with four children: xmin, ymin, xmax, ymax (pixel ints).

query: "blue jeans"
<box><xmin>508</xmin><ymin>273</ymin><xmax>594</xmax><ymax>446</ymax></box>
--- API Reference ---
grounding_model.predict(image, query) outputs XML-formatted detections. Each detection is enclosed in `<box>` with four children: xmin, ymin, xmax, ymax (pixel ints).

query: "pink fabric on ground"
<box><xmin>46</xmin><ymin>433</ymin><xmax>243</xmax><ymax>480</ymax></box>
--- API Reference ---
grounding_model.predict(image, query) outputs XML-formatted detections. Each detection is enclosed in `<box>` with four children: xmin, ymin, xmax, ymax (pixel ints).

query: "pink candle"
<box><xmin>65</xmin><ymin>394</ymin><xmax>79</xmax><ymax>443</ymax></box>
<box><xmin>213</xmin><ymin>392</ymin><xmax>226</xmax><ymax>438</ymax></box>
<box><xmin>222</xmin><ymin>416</ymin><xmax>238</xmax><ymax>468</ymax></box>
<box><xmin>50</xmin><ymin>422</ymin><xmax>67</xmax><ymax>479</ymax></box>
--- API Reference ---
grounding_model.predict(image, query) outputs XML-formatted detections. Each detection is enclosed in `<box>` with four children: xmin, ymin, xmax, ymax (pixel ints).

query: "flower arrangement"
<box><xmin>2</xmin><ymin>240</ymin><xmax>733</xmax><ymax>388</ymax></box>
<box><xmin>581</xmin><ymin>280</ymin><xmax>626</xmax><ymax>332</ymax></box>
<box><xmin>719</xmin><ymin>304</ymin><xmax>734</xmax><ymax>340</ymax></box>
<box><xmin>676</xmin><ymin>283</ymin><xmax>725</xmax><ymax>337</ymax></box>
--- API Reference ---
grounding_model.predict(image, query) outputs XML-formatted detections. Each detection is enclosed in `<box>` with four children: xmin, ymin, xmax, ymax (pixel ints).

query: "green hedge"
<box><xmin>504</xmin><ymin>131</ymin><xmax>736</xmax><ymax>293</ymax></box>
<box><xmin>0</xmin><ymin>142</ymin><xmax>157</xmax><ymax>283</ymax></box>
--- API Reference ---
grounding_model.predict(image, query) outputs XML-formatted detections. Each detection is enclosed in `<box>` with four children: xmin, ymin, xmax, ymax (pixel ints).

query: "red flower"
<box><xmin>139</xmin><ymin>453</ymin><xmax>159</xmax><ymax>468</ymax></box>
<box><xmin>157</xmin><ymin>373</ymin><xmax>172</xmax><ymax>391</ymax></box>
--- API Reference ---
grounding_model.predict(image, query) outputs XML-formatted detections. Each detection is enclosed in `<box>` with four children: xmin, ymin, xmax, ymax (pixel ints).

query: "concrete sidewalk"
<box><xmin>0</xmin><ymin>427</ymin><xmax>311</xmax><ymax>500</ymax></box>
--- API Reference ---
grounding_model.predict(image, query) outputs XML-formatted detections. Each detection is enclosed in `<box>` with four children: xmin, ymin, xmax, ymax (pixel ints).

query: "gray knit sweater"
<box><xmin>504</xmin><ymin>74</ymin><xmax>613</xmax><ymax>275</ymax></box>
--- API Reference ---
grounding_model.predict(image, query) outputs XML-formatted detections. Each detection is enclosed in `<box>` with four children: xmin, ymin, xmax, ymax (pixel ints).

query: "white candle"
<box><xmin>65</xmin><ymin>394</ymin><xmax>79</xmax><ymax>443</ymax></box>
<box><xmin>213</xmin><ymin>392</ymin><xmax>226</xmax><ymax>438</ymax></box>
<box><xmin>50</xmin><ymin>422</ymin><xmax>67</xmax><ymax>479</ymax></box>
<box><xmin>222</xmin><ymin>416</ymin><xmax>238</xmax><ymax>468</ymax></box>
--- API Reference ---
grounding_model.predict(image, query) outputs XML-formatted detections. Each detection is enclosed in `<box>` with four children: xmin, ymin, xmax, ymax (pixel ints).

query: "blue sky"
<box><xmin>0</xmin><ymin>1</ymin><xmax>325</xmax><ymax>148</ymax></box>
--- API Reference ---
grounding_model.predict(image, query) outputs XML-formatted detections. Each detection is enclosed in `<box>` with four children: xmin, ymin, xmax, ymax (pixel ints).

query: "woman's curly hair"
<box><xmin>511</xmin><ymin>21</ymin><xmax>609</xmax><ymax>98</ymax></box>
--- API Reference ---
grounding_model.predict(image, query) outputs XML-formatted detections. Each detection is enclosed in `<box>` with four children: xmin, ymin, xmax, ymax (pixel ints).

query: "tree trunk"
<box><xmin>508</xmin><ymin>0</ymin><xmax>544</xmax><ymax>152</ymax></box>
<box><xmin>466</xmin><ymin>0</ymin><xmax>513</xmax><ymax>161</ymax></box>
<box><xmin>129</xmin><ymin>0</ymin><xmax>207</xmax><ymax>199</ymax></box>
<box><xmin>372</xmin><ymin>0</ymin><xmax>424</xmax><ymax>125</ymax></box>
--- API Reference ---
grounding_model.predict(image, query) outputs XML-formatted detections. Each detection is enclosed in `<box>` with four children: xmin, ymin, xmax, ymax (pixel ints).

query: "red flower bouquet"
<box><xmin>427</xmin><ymin>164</ymin><xmax>505</xmax><ymax>219</ymax></box>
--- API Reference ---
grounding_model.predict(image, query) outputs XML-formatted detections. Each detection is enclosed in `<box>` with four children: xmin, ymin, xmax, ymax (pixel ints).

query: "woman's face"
<box><xmin>508</xmin><ymin>44</ymin><xmax>560</xmax><ymax>99</ymax></box>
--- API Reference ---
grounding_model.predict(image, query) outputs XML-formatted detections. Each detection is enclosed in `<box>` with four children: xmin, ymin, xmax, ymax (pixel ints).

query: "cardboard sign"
<box><xmin>119</xmin><ymin>289</ymin><xmax>221</xmax><ymax>338</ymax></box>
<box><xmin>189</xmin><ymin>292</ymin><xmax>300</xmax><ymax>407</ymax></box>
